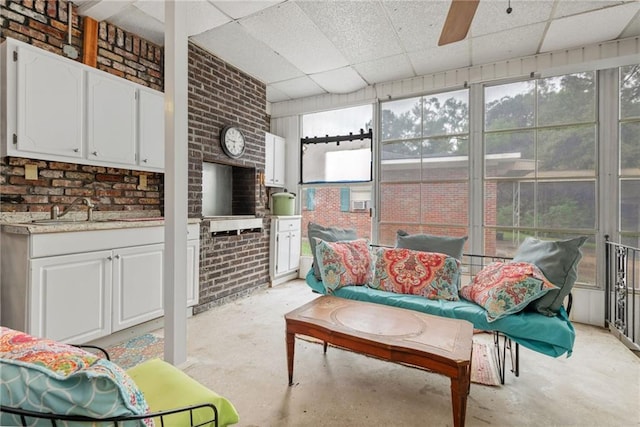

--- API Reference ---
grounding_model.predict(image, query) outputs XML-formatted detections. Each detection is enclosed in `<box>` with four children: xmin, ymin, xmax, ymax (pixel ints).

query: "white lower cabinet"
<box><xmin>112</xmin><ymin>244</ymin><xmax>164</xmax><ymax>332</ymax></box>
<box><xmin>270</xmin><ymin>216</ymin><xmax>301</xmax><ymax>285</ymax></box>
<box><xmin>186</xmin><ymin>238</ymin><xmax>199</xmax><ymax>307</ymax></box>
<box><xmin>1</xmin><ymin>224</ymin><xmax>200</xmax><ymax>343</ymax></box>
<box><xmin>30</xmin><ymin>251</ymin><xmax>112</xmax><ymax>344</ymax></box>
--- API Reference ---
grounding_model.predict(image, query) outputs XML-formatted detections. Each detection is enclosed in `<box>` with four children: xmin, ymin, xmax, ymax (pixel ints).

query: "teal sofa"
<box><xmin>306</xmin><ymin>269</ymin><xmax>575</xmax><ymax>383</ymax></box>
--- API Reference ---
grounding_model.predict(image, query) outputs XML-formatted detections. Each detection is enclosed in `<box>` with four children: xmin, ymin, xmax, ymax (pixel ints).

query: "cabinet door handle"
<box><xmin>107</xmin><ymin>256</ymin><xmax>113</xmax><ymax>261</ymax></box>
<box><xmin>92</xmin><ymin>151</ymin><xmax>98</xmax><ymax>156</ymax></box>
<box><xmin>114</xmin><ymin>254</ymin><xmax>120</xmax><ymax>259</ymax></box>
<box><xmin>73</xmin><ymin>148</ymin><xmax>79</xmax><ymax>153</ymax></box>
<box><xmin>143</xmin><ymin>158</ymin><xmax>148</xmax><ymax>163</ymax></box>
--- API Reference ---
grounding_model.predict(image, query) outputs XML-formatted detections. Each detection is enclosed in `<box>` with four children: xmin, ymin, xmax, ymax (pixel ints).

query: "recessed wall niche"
<box><xmin>202</xmin><ymin>162</ymin><xmax>256</xmax><ymax>217</ymax></box>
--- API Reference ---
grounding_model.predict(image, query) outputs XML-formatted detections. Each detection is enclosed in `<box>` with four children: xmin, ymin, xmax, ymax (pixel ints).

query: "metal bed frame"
<box><xmin>0</xmin><ymin>345</ymin><xmax>219</xmax><ymax>427</ymax></box>
<box><xmin>461</xmin><ymin>253</ymin><xmax>519</xmax><ymax>385</ymax></box>
<box><xmin>461</xmin><ymin>253</ymin><xmax>574</xmax><ymax>385</ymax></box>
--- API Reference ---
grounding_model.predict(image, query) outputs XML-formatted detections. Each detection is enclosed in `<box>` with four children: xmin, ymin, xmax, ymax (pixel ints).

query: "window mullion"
<box><xmin>469</xmin><ymin>83</ymin><xmax>484</xmax><ymax>255</ymax></box>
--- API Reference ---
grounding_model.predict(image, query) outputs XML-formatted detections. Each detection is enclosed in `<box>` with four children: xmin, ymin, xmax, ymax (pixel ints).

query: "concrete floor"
<box><xmin>180</xmin><ymin>279</ymin><xmax>639</xmax><ymax>427</ymax></box>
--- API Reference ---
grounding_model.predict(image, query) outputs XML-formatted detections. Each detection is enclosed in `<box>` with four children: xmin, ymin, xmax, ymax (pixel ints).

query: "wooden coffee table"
<box><xmin>285</xmin><ymin>295</ymin><xmax>474</xmax><ymax>427</ymax></box>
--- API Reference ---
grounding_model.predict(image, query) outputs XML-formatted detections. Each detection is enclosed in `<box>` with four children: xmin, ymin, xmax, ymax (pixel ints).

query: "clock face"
<box><xmin>221</xmin><ymin>126</ymin><xmax>246</xmax><ymax>158</ymax></box>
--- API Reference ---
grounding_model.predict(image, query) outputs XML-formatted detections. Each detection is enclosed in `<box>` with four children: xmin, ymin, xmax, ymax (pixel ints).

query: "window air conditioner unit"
<box><xmin>351</xmin><ymin>200</ymin><xmax>369</xmax><ymax>211</ymax></box>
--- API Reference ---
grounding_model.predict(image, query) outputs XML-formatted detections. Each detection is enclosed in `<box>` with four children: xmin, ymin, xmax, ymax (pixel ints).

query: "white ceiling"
<box><xmin>74</xmin><ymin>0</ymin><xmax>640</xmax><ymax>104</ymax></box>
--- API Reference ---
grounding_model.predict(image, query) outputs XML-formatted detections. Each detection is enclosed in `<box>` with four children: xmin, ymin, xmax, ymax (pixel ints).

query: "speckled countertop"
<box><xmin>0</xmin><ymin>212</ymin><xmax>201</xmax><ymax>235</ymax></box>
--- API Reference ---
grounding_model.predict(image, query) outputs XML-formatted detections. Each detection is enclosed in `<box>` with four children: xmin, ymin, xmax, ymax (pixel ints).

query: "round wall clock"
<box><xmin>220</xmin><ymin>126</ymin><xmax>246</xmax><ymax>159</ymax></box>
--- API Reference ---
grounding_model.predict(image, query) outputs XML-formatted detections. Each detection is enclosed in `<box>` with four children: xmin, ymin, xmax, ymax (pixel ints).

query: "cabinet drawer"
<box><xmin>276</xmin><ymin>218</ymin><xmax>300</xmax><ymax>232</ymax></box>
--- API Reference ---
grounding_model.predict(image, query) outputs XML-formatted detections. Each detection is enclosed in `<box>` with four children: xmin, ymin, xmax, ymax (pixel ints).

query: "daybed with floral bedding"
<box><xmin>0</xmin><ymin>327</ymin><xmax>239</xmax><ymax>427</ymax></box>
<box><xmin>305</xmin><ymin>223</ymin><xmax>586</xmax><ymax>384</ymax></box>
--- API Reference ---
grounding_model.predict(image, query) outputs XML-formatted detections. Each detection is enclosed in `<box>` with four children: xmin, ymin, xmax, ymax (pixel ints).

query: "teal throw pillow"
<box><xmin>308</xmin><ymin>222</ymin><xmax>358</xmax><ymax>280</ymax></box>
<box><xmin>396</xmin><ymin>230</ymin><xmax>467</xmax><ymax>260</ymax></box>
<box><xmin>512</xmin><ymin>236</ymin><xmax>588</xmax><ymax>316</ymax></box>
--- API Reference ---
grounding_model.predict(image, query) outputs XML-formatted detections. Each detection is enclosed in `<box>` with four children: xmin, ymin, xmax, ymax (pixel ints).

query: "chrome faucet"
<box><xmin>51</xmin><ymin>197</ymin><xmax>96</xmax><ymax>221</ymax></box>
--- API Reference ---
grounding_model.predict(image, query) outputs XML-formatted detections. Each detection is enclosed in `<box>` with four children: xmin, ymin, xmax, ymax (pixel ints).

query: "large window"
<box><xmin>379</xmin><ymin>90</ymin><xmax>469</xmax><ymax>246</ymax></box>
<box><xmin>619</xmin><ymin>64</ymin><xmax>640</xmax><ymax>249</ymax></box>
<box><xmin>300</xmin><ymin>105</ymin><xmax>374</xmax><ymax>255</ymax></box>
<box><xmin>301</xmin><ymin>105</ymin><xmax>372</xmax><ymax>184</ymax></box>
<box><xmin>483</xmin><ymin>73</ymin><xmax>597</xmax><ymax>283</ymax></box>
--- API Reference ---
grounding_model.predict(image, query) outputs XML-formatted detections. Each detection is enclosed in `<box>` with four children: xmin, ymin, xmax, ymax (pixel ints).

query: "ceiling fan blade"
<box><xmin>438</xmin><ymin>0</ymin><xmax>480</xmax><ymax>46</ymax></box>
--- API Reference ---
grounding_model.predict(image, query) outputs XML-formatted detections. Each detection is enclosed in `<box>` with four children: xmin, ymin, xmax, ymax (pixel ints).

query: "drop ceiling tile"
<box><xmin>552</xmin><ymin>1</ymin><xmax>626</xmax><ymax>18</ymax></box>
<box><xmin>472</xmin><ymin>23</ymin><xmax>546</xmax><ymax>65</ymax></box>
<box><xmin>239</xmin><ymin>2</ymin><xmax>348</xmax><ymax>74</ymax></box>
<box><xmin>266</xmin><ymin>85</ymin><xmax>291</xmax><ymax>103</ymax></box>
<box><xmin>270</xmin><ymin>76</ymin><xmax>326</xmax><ymax>100</ymax></box>
<box><xmin>191</xmin><ymin>22</ymin><xmax>304</xmax><ymax>84</ymax></box>
<box><xmin>185</xmin><ymin>2</ymin><xmax>230</xmax><ymax>37</ymax></box>
<box><xmin>409</xmin><ymin>42</ymin><xmax>471</xmax><ymax>75</ymax></box>
<box><xmin>620</xmin><ymin>9</ymin><xmax>640</xmax><ymax>38</ymax></box>
<box><xmin>297</xmin><ymin>1</ymin><xmax>403</xmax><ymax>64</ymax></box>
<box><xmin>382</xmin><ymin>0</ymin><xmax>449</xmax><ymax>52</ymax></box>
<box><xmin>354</xmin><ymin>54</ymin><xmax>415</xmax><ymax>85</ymax></box>
<box><xmin>132</xmin><ymin>1</ymin><xmax>163</xmax><ymax>21</ymax></box>
<box><xmin>471</xmin><ymin>1</ymin><xmax>553</xmax><ymax>37</ymax></box>
<box><xmin>541</xmin><ymin>2</ymin><xmax>640</xmax><ymax>52</ymax></box>
<box><xmin>108</xmin><ymin>5</ymin><xmax>164</xmax><ymax>45</ymax></box>
<box><xmin>309</xmin><ymin>67</ymin><xmax>368</xmax><ymax>94</ymax></box>
<box><xmin>133</xmin><ymin>1</ymin><xmax>230</xmax><ymax>37</ymax></box>
<box><xmin>212</xmin><ymin>1</ymin><xmax>283</xmax><ymax>20</ymax></box>
<box><xmin>77</xmin><ymin>0</ymin><xmax>133</xmax><ymax>21</ymax></box>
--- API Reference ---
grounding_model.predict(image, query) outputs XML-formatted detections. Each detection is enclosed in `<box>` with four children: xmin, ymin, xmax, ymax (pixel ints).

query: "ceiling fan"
<box><xmin>438</xmin><ymin>0</ymin><xmax>480</xmax><ymax>46</ymax></box>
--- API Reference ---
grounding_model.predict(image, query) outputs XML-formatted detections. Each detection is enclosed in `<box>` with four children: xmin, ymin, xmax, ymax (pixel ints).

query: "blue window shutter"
<box><xmin>340</xmin><ymin>188</ymin><xmax>350</xmax><ymax>212</ymax></box>
<box><xmin>306</xmin><ymin>188</ymin><xmax>316</xmax><ymax>211</ymax></box>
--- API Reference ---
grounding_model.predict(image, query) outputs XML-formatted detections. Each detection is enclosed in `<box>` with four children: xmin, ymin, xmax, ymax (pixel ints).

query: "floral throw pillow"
<box><xmin>459</xmin><ymin>261</ymin><xmax>558</xmax><ymax>322</ymax></box>
<box><xmin>315</xmin><ymin>238</ymin><xmax>372</xmax><ymax>292</ymax></box>
<box><xmin>371</xmin><ymin>247</ymin><xmax>461</xmax><ymax>301</ymax></box>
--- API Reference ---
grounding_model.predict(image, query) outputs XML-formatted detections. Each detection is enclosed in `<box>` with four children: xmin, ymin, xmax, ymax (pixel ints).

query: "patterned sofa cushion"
<box><xmin>308</xmin><ymin>222</ymin><xmax>358</xmax><ymax>280</ymax></box>
<box><xmin>0</xmin><ymin>327</ymin><xmax>152</xmax><ymax>427</ymax></box>
<box><xmin>459</xmin><ymin>261</ymin><xmax>557</xmax><ymax>322</ymax></box>
<box><xmin>315</xmin><ymin>238</ymin><xmax>372</xmax><ymax>292</ymax></box>
<box><xmin>371</xmin><ymin>247</ymin><xmax>461</xmax><ymax>301</ymax></box>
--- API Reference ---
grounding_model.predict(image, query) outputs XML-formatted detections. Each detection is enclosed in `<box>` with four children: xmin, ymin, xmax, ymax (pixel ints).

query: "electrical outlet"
<box><xmin>25</xmin><ymin>164</ymin><xmax>38</xmax><ymax>180</ymax></box>
<box><xmin>139</xmin><ymin>174</ymin><xmax>148</xmax><ymax>190</ymax></box>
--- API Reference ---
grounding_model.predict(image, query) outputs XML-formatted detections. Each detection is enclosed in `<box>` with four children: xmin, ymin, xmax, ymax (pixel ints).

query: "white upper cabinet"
<box><xmin>5</xmin><ymin>41</ymin><xmax>84</xmax><ymax>159</ymax></box>
<box><xmin>1</xmin><ymin>37</ymin><xmax>164</xmax><ymax>172</ymax></box>
<box><xmin>87</xmin><ymin>71</ymin><xmax>137</xmax><ymax>166</ymax></box>
<box><xmin>138</xmin><ymin>88</ymin><xmax>165</xmax><ymax>169</ymax></box>
<box><xmin>265</xmin><ymin>132</ymin><xmax>285</xmax><ymax>187</ymax></box>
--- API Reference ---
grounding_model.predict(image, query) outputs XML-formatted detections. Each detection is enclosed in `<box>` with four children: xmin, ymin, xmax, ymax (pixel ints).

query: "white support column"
<box><xmin>163</xmin><ymin>1</ymin><xmax>188</xmax><ymax>366</ymax></box>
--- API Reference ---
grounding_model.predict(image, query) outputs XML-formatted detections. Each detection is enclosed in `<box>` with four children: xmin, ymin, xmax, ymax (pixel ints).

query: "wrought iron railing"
<box><xmin>604</xmin><ymin>236</ymin><xmax>640</xmax><ymax>352</ymax></box>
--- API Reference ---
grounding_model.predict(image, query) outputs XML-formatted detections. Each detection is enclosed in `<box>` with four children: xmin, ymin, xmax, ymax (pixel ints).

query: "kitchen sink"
<box><xmin>29</xmin><ymin>219</ymin><xmax>93</xmax><ymax>225</ymax></box>
<box><xmin>25</xmin><ymin>217</ymin><xmax>165</xmax><ymax>226</ymax></box>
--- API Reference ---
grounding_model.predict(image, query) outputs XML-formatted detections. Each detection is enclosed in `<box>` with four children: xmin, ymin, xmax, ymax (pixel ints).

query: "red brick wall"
<box><xmin>301</xmin><ymin>187</ymin><xmax>372</xmax><ymax>241</ymax></box>
<box><xmin>377</xmin><ymin>181</ymin><xmax>470</xmax><ymax>246</ymax></box>
<box><xmin>187</xmin><ymin>43</ymin><xmax>271</xmax><ymax>313</ymax></box>
<box><xmin>1</xmin><ymin>158</ymin><xmax>161</xmax><ymax>213</ymax></box>
<box><xmin>0</xmin><ymin>0</ymin><xmax>163</xmax><ymax>214</ymax></box>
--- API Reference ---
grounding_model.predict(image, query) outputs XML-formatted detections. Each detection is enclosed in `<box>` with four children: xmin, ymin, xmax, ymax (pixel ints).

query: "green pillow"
<box><xmin>127</xmin><ymin>358</ymin><xmax>239</xmax><ymax>427</ymax></box>
<box><xmin>308</xmin><ymin>222</ymin><xmax>358</xmax><ymax>280</ymax></box>
<box><xmin>396</xmin><ymin>230</ymin><xmax>467</xmax><ymax>260</ymax></box>
<box><xmin>513</xmin><ymin>236</ymin><xmax>588</xmax><ymax>316</ymax></box>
